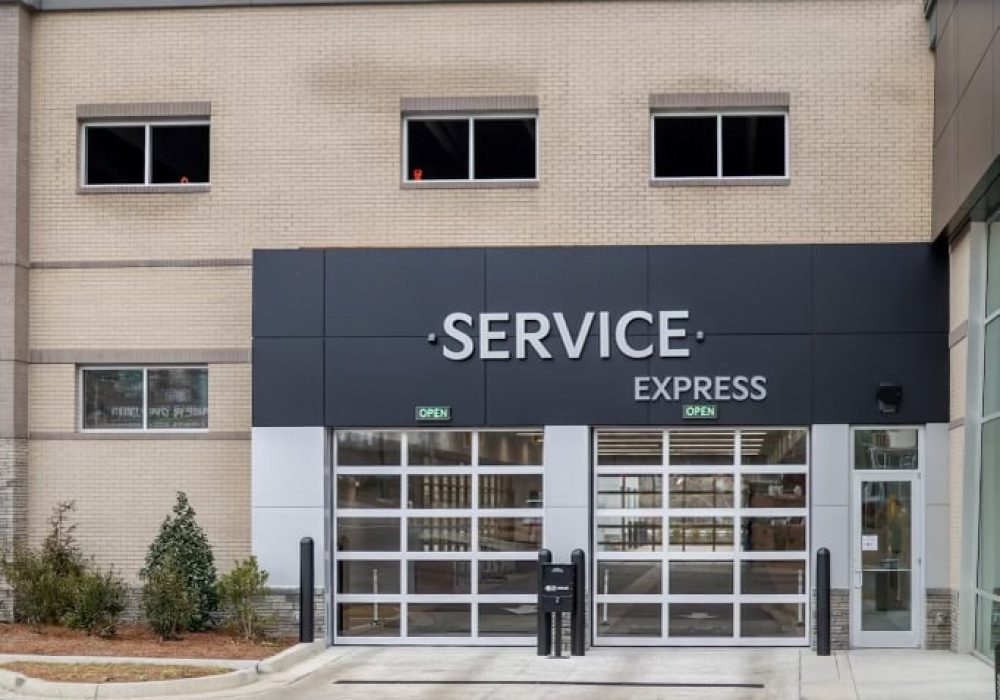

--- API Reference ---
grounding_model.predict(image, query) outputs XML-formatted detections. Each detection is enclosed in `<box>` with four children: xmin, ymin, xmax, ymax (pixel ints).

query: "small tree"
<box><xmin>141</xmin><ymin>493</ymin><xmax>218</xmax><ymax>631</ymax></box>
<box><xmin>41</xmin><ymin>501</ymin><xmax>87</xmax><ymax>581</ymax></box>
<box><xmin>217</xmin><ymin>556</ymin><xmax>270</xmax><ymax>640</ymax></box>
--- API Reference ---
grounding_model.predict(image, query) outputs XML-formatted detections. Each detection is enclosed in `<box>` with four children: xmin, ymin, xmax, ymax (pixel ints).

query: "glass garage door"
<box><xmin>593</xmin><ymin>428</ymin><xmax>809</xmax><ymax>646</ymax></box>
<box><xmin>332</xmin><ymin>429</ymin><xmax>543</xmax><ymax>645</ymax></box>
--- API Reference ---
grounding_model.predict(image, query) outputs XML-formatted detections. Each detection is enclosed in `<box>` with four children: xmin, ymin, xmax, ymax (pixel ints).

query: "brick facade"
<box><xmin>17</xmin><ymin>0</ymin><xmax>935</xmax><ymax>582</ymax></box>
<box><xmin>0</xmin><ymin>0</ymin><xmax>953</xmax><ymax>648</ymax></box>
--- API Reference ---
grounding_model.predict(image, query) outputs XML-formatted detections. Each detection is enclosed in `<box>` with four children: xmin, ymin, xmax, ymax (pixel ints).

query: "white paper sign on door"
<box><xmin>861</xmin><ymin>535</ymin><xmax>878</xmax><ymax>552</ymax></box>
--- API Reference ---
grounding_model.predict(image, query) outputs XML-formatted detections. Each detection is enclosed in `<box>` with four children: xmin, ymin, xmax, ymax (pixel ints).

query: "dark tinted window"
<box><xmin>721</xmin><ymin>115</ymin><xmax>785</xmax><ymax>177</ymax></box>
<box><xmin>406</xmin><ymin>120</ymin><xmax>469</xmax><ymax>180</ymax></box>
<box><xmin>147</xmin><ymin>367</ymin><xmax>208</xmax><ymax>429</ymax></box>
<box><xmin>653</xmin><ymin>116</ymin><xmax>717</xmax><ymax>178</ymax></box>
<box><xmin>82</xmin><ymin>369</ymin><xmax>144</xmax><ymax>429</ymax></box>
<box><xmin>151</xmin><ymin>125</ymin><xmax>210</xmax><ymax>184</ymax></box>
<box><xmin>474</xmin><ymin>119</ymin><xmax>536</xmax><ymax>179</ymax></box>
<box><xmin>85</xmin><ymin>126</ymin><xmax>145</xmax><ymax>185</ymax></box>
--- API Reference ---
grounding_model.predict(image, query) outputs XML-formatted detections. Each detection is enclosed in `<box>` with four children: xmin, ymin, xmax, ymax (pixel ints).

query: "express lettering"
<box><xmin>633</xmin><ymin>375</ymin><xmax>767</xmax><ymax>402</ymax></box>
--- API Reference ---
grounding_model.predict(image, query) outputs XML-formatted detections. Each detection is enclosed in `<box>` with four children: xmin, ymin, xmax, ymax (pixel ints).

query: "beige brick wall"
<box><xmin>950</xmin><ymin>338</ymin><xmax>967</xmax><ymax>425</ymax></box>
<box><xmin>948</xmin><ymin>230</ymin><xmax>971</xmax><ymax>592</ymax></box>
<box><xmin>27</xmin><ymin>439</ymin><xmax>249</xmax><ymax>579</ymax></box>
<box><xmin>950</xmin><ymin>231</ymin><xmax>971</xmax><ymax>330</ymax></box>
<box><xmin>28</xmin><ymin>363</ymin><xmax>75</xmax><ymax>432</ymax></box>
<box><xmin>29</xmin><ymin>267</ymin><xmax>250</xmax><ymax>350</ymax></box>
<box><xmin>28</xmin><ymin>0</ymin><xmax>932</xmax><ymax>262</ymax></box>
<box><xmin>21</xmin><ymin>0</ymin><xmax>934</xmax><ymax>576</ymax></box>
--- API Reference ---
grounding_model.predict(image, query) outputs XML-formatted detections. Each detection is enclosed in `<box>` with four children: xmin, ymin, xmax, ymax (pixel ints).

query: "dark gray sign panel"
<box><xmin>251</xmin><ymin>244</ymin><xmax>948</xmax><ymax>428</ymax></box>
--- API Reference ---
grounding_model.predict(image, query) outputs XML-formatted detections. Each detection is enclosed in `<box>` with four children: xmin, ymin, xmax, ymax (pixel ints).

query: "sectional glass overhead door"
<box><xmin>593</xmin><ymin>428</ymin><xmax>809</xmax><ymax>646</ymax></box>
<box><xmin>332</xmin><ymin>429</ymin><xmax>544</xmax><ymax>645</ymax></box>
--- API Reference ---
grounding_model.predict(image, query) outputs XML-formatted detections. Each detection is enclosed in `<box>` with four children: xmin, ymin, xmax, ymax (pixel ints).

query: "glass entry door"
<box><xmin>851</xmin><ymin>474</ymin><xmax>920</xmax><ymax>647</ymax></box>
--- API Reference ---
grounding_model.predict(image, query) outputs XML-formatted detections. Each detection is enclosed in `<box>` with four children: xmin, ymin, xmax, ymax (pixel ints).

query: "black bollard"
<box><xmin>571</xmin><ymin>549</ymin><xmax>586</xmax><ymax>656</ymax></box>
<box><xmin>300</xmin><ymin>537</ymin><xmax>314</xmax><ymax>643</ymax></box>
<box><xmin>537</xmin><ymin>549</ymin><xmax>552</xmax><ymax>656</ymax></box>
<box><xmin>816</xmin><ymin>547</ymin><xmax>830</xmax><ymax>656</ymax></box>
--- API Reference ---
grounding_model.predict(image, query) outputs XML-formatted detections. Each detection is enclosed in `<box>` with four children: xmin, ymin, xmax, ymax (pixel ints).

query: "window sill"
<box><xmin>77</xmin><ymin>184</ymin><xmax>211</xmax><ymax>195</ymax></box>
<box><xmin>30</xmin><ymin>431</ymin><xmax>246</xmax><ymax>441</ymax></box>
<box><xmin>401</xmin><ymin>180</ymin><xmax>539</xmax><ymax>190</ymax></box>
<box><xmin>650</xmin><ymin>177</ymin><xmax>790</xmax><ymax>187</ymax></box>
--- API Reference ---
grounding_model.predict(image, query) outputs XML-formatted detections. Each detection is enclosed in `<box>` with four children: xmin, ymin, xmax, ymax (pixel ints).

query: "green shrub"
<box><xmin>218</xmin><ymin>556</ymin><xmax>270</xmax><ymax>640</ymax></box>
<box><xmin>142</xmin><ymin>560</ymin><xmax>194</xmax><ymax>641</ymax></box>
<box><xmin>0</xmin><ymin>502</ymin><xmax>86</xmax><ymax>627</ymax></box>
<box><xmin>141</xmin><ymin>492</ymin><xmax>218</xmax><ymax>631</ymax></box>
<box><xmin>0</xmin><ymin>546</ymin><xmax>68</xmax><ymax>627</ymax></box>
<box><xmin>65</xmin><ymin>568</ymin><xmax>128</xmax><ymax>638</ymax></box>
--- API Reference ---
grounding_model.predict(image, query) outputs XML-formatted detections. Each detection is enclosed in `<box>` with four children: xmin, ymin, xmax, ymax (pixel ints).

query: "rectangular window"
<box><xmin>81</xmin><ymin>366</ymin><xmax>207</xmax><ymax>431</ymax></box>
<box><xmin>404</xmin><ymin>115</ymin><xmax>537</xmax><ymax>183</ymax></box>
<box><xmin>853</xmin><ymin>429</ymin><xmax>919</xmax><ymax>470</ymax></box>
<box><xmin>82</xmin><ymin>121</ymin><xmax>210</xmax><ymax>187</ymax></box>
<box><xmin>652</xmin><ymin>112</ymin><xmax>787</xmax><ymax>181</ymax></box>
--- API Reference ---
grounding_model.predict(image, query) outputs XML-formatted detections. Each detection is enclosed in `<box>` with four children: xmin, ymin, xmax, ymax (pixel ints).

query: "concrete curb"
<box><xmin>0</xmin><ymin>663</ymin><xmax>257</xmax><ymax>698</ymax></box>
<box><xmin>0</xmin><ymin>642</ymin><xmax>327</xmax><ymax>698</ymax></box>
<box><xmin>255</xmin><ymin>641</ymin><xmax>325</xmax><ymax>674</ymax></box>
<box><xmin>0</xmin><ymin>654</ymin><xmax>255</xmax><ymax>669</ymax></box>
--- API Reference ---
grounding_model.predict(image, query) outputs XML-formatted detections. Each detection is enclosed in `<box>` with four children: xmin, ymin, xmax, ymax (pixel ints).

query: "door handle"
<box><xmin>854</xmin><ymin>569</ymin><xmax>862</xmax><ymax>590</ymax></box>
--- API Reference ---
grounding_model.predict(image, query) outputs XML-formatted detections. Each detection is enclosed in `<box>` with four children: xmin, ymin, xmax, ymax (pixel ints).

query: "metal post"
<box><xmin>300</xmin><ymin>537</ymin><xmax>315</xmax><ymax>643</ymax></box>
<box><xmin>816</xmin><ymin>547</ymin><xmax>830</xmax><ymax>656</ymax></box>
<box><xmin>571</xmin><ymin>548</ymin><xmax>586</xmax><ymax>656</ymax></box>
<box><xmin>994</xmin><ymin>643</ymin><xmax>998</xmax><ymax>700</ymax></box>
<box><xmin>537</xmin><ymin>549</ymin><xmax>552</xmax><ymax>656</ymax></box>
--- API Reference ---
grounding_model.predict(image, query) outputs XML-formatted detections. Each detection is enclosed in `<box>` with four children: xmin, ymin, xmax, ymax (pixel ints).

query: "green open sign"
<box><xmin>682</xmin><ymin>404</ymin><xmax>718</xmax><ymax>420</ymax></box>
<box><xmin>415</xmin><ymin>405</ymin><xmax>452</xmax><ymax>422</ymax></box>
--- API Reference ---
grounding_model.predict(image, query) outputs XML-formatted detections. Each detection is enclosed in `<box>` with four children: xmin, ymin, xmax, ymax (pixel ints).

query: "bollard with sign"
<box><xmin>540</xmin><ymin>563</ymin><xmax>575</xmax><ymax>658</ymax></box>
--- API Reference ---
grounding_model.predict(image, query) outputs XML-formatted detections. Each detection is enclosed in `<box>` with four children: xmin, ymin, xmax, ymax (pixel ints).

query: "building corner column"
<box><xmin>0</xmin><ymin>3</ymin><xmax>32</xmax><ymax>621</ymax></box>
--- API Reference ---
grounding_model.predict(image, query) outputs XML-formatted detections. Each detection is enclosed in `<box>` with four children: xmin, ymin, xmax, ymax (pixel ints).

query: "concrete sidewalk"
<box><xmin>261</xmin><ymin>647</ymin><xmax>995</xmax><ymax>700</ymax></box>
<box><xmin>0</xmin><ymin>646</ymin><xmax>994</xmax><ymax>699</ymax></box>
<box><xmin>800</xmin><ymin>649</ymin><xmax>996</xmax><ymax>700</ymax></box>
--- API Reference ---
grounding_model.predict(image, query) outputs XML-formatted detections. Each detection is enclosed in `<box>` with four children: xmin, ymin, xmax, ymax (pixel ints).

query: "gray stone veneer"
<box><xmin>811</xmin><ymin>588</ymin><xmax>850</xmax><ymax>650</ymax></box>
<box><xmin>116</xmin><ymin>587</ymin><xmax>323</xmax><ymax>640</ymax></box>
<box><xmin>258</xmin><ymin>589</ymin><xmax>325</xmax><ymax>639</ymax></box>
<box><xmin>925</xmin><ymin>589</ymin><xmax>953</xmax><ymax>650</ymax></box>
<box><xmin>950</xmin><ymin>589</ymin><xmax>961</xmax><ymax>652</ymax></box>
<box><xmin>809</xmin><ymin>588</ymin><xmax>955</xmax><ymax>651</ymax></box>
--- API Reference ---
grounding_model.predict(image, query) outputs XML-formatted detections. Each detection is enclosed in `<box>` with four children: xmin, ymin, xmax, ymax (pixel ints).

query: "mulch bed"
<box><xmin>0</xmin><ymin>623</ymin><xmax>296</xmax><ymax>660</ymax></box>
<box><xmin>0</xmin><ymin>661</ymin><xmax>227</xmax><ymax>683</ymax></box>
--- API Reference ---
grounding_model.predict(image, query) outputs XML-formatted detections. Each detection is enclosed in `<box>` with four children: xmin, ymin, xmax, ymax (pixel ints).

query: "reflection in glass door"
<box><xmin>332</xmin><ymin>429</ymin><xmax>544</xmax><ymax>645</ymax></box>
<box><xmin>592</xmin><ymin>428</ymin><xmax>810</xmax><ymax>646</ymax></box>
<box><xmin>851</xmin><ymin>428</ymin><xmax>921</xmax><ymax>648</ymax></box>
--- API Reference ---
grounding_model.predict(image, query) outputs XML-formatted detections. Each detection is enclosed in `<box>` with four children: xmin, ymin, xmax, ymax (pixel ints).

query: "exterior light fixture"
<box><xmin>876</xmin><ymin>383</ymin><xmax>903</xmax><ymax>414</ymax></box>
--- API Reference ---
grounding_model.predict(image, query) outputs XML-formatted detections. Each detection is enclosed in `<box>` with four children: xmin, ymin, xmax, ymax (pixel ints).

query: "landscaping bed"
<box><xmin>0</xmin><ymin>623</ymin><xmax>295</xmax><ymax>660</ymax></box>
<box><xmin>0</xmin><ymin>661</ymin><xmax>227</xmax><ymax>683</ymax></box>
